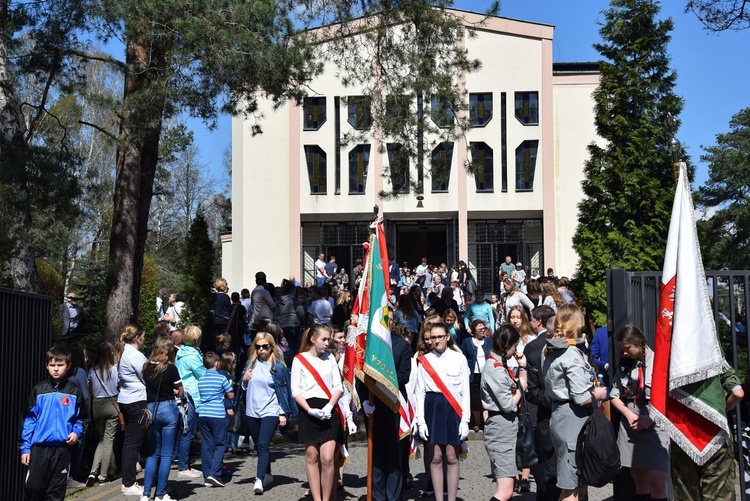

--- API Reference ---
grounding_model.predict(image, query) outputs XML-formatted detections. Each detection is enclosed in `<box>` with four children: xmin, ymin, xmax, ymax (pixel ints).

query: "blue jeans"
<box><xmin>246</xmin><ymin>415</ymin><xmax>279</xmax><ymax>480</ymax></box>
<box><xmin>177</xmin><ymin>394</ymin><xmax>197</xmax><ymax>471</ymax></box>
<box><xmin>143</xmin><ymin>400</ymin><xmax>179</xmax><ymax>497</ymax></box>
<box><xmin>316</xmin><ymin>277</ymin><xmax>325</xmax><ymax>287</ymax></box>
<box><xmin>199</xmin><ymin>416</ymin><xmax>228</xmax><ymax>480</ymax></box>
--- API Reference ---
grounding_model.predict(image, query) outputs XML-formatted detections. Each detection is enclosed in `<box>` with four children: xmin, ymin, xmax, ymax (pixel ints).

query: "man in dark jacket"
<box><xmin>357</xmin><ymin>333</ymin><xmax>412</xmax><ymax>501</ymax></box>
<box><xmin>525</xmin><ymin>306</ymin><xmax>558</xmax><ymax>501</ymax></box>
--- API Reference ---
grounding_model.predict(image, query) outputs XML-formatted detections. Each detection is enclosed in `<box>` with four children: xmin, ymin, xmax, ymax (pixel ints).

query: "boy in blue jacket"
<box><xmin>20</xmin><ymin>345</ymin><xmax>85</xmax><ymax>500</ymax></box>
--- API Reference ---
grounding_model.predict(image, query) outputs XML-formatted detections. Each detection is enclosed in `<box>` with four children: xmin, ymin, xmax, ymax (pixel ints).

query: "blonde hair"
<box><xmin>214</xmin><ymin>278</ymin><xmax>228</xmax><ymax>293</ymax></box>
<box><xmin>248</xmin><ymin>332</ymin><xmax>283</xmax><ymax>364</ymax></box>
<box><xmin>553</xmin><ymin>304</ymin><xmax>585</xmax><ymax>340</ymax></box>
<box><xmin>183</xmin><ymin>325</ymin><xmax>202</xmax><ymax>346</ymax></box>
<box><xmin>116</xmin><ymin>324</ymin><xmax>144</xmax><ymax>362</ymax></box>
<box><xmin>442</xmin><ymin>308</ymin><xmax>460</xmax><ymax>330</ymax></box>
<box><xmin>542</xmin><ymin>281</ymin><xmax>563</xmax><ymax>309</ymax></box>
<box><xmin>299</xmin><ymin>324</ymin><xmax>331</xmax><ymax>354</ymax></box>
<box><xmin>503</xmin><ymin>277</ymin><xmax>519</xmax><ymax>294</ymax></box>
<box><xmin>216</xmin><ymin>332</ymin><xmax>231</xmax><ymax>348</ymax></box>
<box><xmin>143</xmin><ymin>337</ymin><xmax>175</xmax><ymax>377</ymax></box>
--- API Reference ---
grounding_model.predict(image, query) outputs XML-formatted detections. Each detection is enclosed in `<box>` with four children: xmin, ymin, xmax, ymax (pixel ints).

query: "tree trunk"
<box><xmin>1</xmin><ymin>11</ymin><xmax>39</xmax><ymax>293</ymax></box>
<box><xmin>104</xmin><ymin>36</ymin><xmax>167</xmax><ymax>341</ymax></box>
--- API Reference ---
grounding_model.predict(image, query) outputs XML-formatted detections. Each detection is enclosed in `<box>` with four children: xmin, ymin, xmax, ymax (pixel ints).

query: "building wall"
<box><xmin>551</xmin><ymin>73</ymin><xmax>601</xmax><ymax>277</ymax></box>
<box><xmin>223</xmin><ymin>11</ymin><xmax>600</xmax><ymax>290</ymax></box>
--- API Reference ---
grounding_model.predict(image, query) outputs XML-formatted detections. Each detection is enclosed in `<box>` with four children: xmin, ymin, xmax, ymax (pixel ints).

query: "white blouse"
<box><xmin>290</xmin><ymin>352</ymin><xmax>343</xmax><ymax>401</ymax></box>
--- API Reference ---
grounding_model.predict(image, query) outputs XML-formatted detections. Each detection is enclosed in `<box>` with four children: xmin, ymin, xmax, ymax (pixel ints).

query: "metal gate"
<box><xmin>1</xmin><ymin>287</ymin><xmax>53</xmax><ymax>500</ymax></box>
<box><xmin>607</xmin><ymin>269</ymin><xmax>749</xmax><ymax>497</ymax></box>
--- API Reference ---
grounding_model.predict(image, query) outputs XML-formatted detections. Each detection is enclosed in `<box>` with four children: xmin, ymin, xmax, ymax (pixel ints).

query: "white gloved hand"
<box><xmin>411</xmin><ymin>419</ymin><xmax>420</xmax><ymax>434</ymax></box>
<box><xmin>347</xmin><ymin>418</ymin><xmax>358</xmax><ymax>435</ymax></box>
<box><xmin>418</xmin><ymin>423</ymin><xmax>430</xmax><ymax>441</ymax></box>
<box><xmin>308</xmin><ymin>408</ymin><xmax>327</xmax><ymax>420</ymax></box>
<box><xmin>458</xmin><ymin>422</ymin><xmax>469</xmax><ymax>441</ymax></box>
<box><xmin>362</xmin><ymin>400</ymin><xmax>376</xmax><ymax>417</ymax></box>
<box><xmin>321</xmin><ymin>403</ymin><xmax>334</xmax><ymax>419</ymax></box>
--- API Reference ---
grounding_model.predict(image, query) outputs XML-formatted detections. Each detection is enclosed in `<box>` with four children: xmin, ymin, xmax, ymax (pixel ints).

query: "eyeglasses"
<box><xmin>425</xmin><ymin>335</ymin><xmax>447</xmax><ymax>342</ymax></box>
<box><xmin>256</xmin><ymin>344</ymin><xmax>270</xmax><ymax>350</ymax></box>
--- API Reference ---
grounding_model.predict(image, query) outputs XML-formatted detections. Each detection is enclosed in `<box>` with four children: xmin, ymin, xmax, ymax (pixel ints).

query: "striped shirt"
<box><xmin>197</xmin><ymin>369</ymin><xmax>231</xmax><ymax>419</ymax></box>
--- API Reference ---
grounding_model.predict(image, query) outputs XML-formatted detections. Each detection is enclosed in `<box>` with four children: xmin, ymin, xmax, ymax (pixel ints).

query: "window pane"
<box><xmin>347</xmin><ymin>96</ymin><xmax>372</xmax><ymax>130</ymax></box>
<box><xmin>515</xmin><ymin>140</ymin><xmax>538</xmax><ymax>191</ymax></box>
<box><xmin>430</xmin><ymin>96</ymin><xmax>455</xmax><ymax>128</ymax></box>
<box><xmin>304</xmin><ymin>145</ymin><xmax>327</xmax><ymax>194</ymax></box>
<box><xmin>431</xmin><ymin>142</ymin><xmax>454</xmax><ymax>192</ymax></box>
<box><xmin>387</xmin><ymin>143</ymin><xmax>410</xmax><ymax>193</ymax></box>
<box><xmin>469</xmin><ymin>93</ymin><xmax>493</xmax><ymax>127</ymax></box>
<box><xmin>514</xmin><ymin>92</ymin><xmax>539</xmax><ymax>125</ymax></box>
<box><xmin>304</xmin><ymin>97</ymin><xmax>327</xmax><ymax>130</ymax></box>
<box><xmin>348</xmin><ymin>144</ymin><xmax>370</xmax><ymax>194</ymax></box>
<box><xmin>471</xmin><ymin>142</ymin><xmax>493</xmax><ymax>192</ymax></box>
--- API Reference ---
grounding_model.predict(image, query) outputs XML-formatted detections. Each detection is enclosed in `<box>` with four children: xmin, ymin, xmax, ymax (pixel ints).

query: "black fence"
<box><xmin>607</xmin><ymin>268</ymin><xmax>749</xmax><ymax>498</ymax></box>
<box><xmin>0</xmin><ymin>287</ymin><xmax>53</xmax><ymax>500</ymax></box>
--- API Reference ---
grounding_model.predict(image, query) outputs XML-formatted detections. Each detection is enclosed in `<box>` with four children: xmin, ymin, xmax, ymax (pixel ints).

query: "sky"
<box><xmin>188</xmin><ymin>0</ymin><xmax>750</xmax><ymax>190</ymax></box>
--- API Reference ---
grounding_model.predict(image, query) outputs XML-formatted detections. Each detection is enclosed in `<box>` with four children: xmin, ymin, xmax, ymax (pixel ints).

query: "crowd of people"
<box><xmin>20</xmin><ymin>256</ymin><xmax>746</xmax><ymax>501</ymax></box>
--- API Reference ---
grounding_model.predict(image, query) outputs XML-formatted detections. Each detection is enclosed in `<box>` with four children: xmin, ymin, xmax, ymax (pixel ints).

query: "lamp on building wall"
<box><xmin>416</xmin><ymin>195</ymin><xmax>424</xmax><ymax>209</ymax></box>
<box><xmin>665</xmin><ymin>112</ymin><xmax>681</xmax><ymax>184</ymax></box>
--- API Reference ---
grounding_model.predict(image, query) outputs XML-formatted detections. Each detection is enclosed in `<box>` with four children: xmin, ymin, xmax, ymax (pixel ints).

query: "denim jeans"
<box><xmin>119</xmin><ymin>401</ymin><xmax>147</xmax><ymax>488</ymax></box>
<box><xmin>245</xmin><ymin>415</ymin><xmax>279</xmax><ymax>480</ymax></box>
<box><xmin>316</xmin><ymin>277</ymin><xmax>325</xmax><ymax>287</ymax></box>
<box><xmin>142</xmin><ymin>399</ymin><xmax>179</xmax><ymax>497</ymax></box>
<box><xmin>177</xmin><ymin>394</ymin><xmax>197</xmax><ymax>471</ymax></box>
<box><xmin>199</xmin><ymin>416</ymin><xmax>228</xmax><ymax>480</ymax></box>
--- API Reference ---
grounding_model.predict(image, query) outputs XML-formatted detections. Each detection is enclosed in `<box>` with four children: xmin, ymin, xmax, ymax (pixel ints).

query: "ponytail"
<box><xmin>115</xmin><ymin>324</ymin><xmax>144</xmax><ymax>362</ymax></box>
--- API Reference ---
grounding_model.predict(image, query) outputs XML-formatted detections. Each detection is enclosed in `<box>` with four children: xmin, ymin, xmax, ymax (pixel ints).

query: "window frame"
<box><xmin>514</xmin><ymin>91</ymin><xmax>539</xmax><ymax>126</ymax></box>
<box><xmin>469</xmin><ymin>92</ymin><xmax>493</xmax><ymax>127</ymax></box>
<box><xmin>470</xmin><ymin>141</ymin><xmax>494</xmax><ymax>192</ymax></box>
<box><xmin>348</xmin><ymin>144</ymin><xmax>371</xmax><ymax>195</ymax></box>
<box><xmin>387</xmin><ymin>143</ymin><xmax>410</xmax><ymax>194</ymax></box>
<box><xmin>304</xmin><ymin>145</ymin><xmax>328</xmax><ymax>194</ymax></box>
<box><xmin>430</xmin><ymin>142</ymin><xmax>454</xmax><ymax>193</ymax></box>
<box><xmin>303</xmin><ymin>97</ymin><xmax>327</xmax><ymax>130</ymax></box>
<box><xmin>346</xmin><ymin>96</ymin><xmax>372</xmax><ymax>130</ymax></box>
<box><xmin>515</xmin><ymin>140</ymin><xmax>539</xmax><ymax>192</ymax></box>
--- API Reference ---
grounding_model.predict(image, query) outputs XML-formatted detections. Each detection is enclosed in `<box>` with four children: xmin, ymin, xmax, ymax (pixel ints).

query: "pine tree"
<box><xmin>696</xmin><ymin>107</ymin><xmax>750</xmax><ymax>270</ymax></box>
<box><xmin>183</xmin><ymin>213</ymin><xmax>214</xmax><ymax>333</ymax></box>
<box><xmin>572</xmin><ymin>0</ymin><xmax>684</xmax><ymax>321</ymax></box>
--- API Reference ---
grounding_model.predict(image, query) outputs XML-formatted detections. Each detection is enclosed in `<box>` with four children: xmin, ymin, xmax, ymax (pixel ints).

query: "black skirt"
<box><xmin>469</xmin><ymin>374</ymin><xmax>483</xmax><ymax>411</ymax></box>
<box><xmin>297</xmin><ymin>397</ymin><xmax>344</xmax><ymax>445</ymax></box>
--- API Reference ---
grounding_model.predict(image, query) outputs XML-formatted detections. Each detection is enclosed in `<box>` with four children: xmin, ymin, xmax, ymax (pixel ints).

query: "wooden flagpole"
<box><xmin>367</xmin><ymin>388</ymin><xmax>374</xmax><ymax>501</ymax></box>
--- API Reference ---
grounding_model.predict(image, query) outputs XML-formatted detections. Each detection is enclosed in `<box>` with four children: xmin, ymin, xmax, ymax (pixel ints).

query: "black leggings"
<box><xmin>119</xmin><ymin>400</ymin><xmax>147</xmax><ymax>487</ymax></box>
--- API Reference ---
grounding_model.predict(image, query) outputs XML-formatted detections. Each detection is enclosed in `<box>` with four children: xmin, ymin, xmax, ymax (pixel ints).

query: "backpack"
<box><xmin>576</xmin><ymin>408</ymin><xmax>620</xmax><ymax>487</ymax></box>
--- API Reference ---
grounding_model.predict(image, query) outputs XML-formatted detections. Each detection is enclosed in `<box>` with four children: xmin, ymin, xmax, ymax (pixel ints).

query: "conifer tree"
<box><xmin>572</xmin><ymin>0</ymin><xmax>684</xmax><ymax>321</ymax></box>
<box><xmin>182</xmin><ymin>213</ymin><xmax>214</xmax><ymax>332</ymax></box>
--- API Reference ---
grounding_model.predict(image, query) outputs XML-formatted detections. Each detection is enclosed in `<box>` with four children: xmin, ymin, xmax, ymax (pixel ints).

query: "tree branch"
<box><xmin>78</xmin><ymin>119</ymin><xmax>119</xmax><ymax>142</ymax></box>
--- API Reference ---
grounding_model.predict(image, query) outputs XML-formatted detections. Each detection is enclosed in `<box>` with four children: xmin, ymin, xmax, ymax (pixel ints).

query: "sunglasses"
<box><xmin>256</xmin><ymin>344</ymin><xmax>270</xmax><ymax>350</ymax></box>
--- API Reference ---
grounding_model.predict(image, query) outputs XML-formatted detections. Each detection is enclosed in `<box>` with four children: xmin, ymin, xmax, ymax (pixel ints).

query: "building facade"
<box><xmin>222</xmin><ymin>11</ymin><xmax>601</xmax><ymax>291</ymax></box>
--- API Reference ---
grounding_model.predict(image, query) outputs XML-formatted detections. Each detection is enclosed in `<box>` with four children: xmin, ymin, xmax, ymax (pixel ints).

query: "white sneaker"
<box><xmin>140</xmin><ymin>496</ymin><xmax>149</xmax><ymax>501</ymax></box>
<box><xmin>122</xmin><ymin>483</ymin><xmax>144</xmax><ymax>496</ymax></box>
<box><xmin>253</xmin><ymin>477</ymin><xmax>263</xmax><ymax>495</ymax></box>
<box><xmin>155</xmin><ymin>495</ymin><xmax>174</xmax><ymax>501</ymax></box>
<box><xmin>263</xmin><ymin>473</ymin><xmax>273</xmax><ymax>487</ymax></box>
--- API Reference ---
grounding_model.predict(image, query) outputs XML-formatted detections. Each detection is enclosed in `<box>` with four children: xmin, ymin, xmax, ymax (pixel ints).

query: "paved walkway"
<box><xmin>68</xmin><ymin>436</ymin><xmax>614</xmax><ymax>501</ymax></box>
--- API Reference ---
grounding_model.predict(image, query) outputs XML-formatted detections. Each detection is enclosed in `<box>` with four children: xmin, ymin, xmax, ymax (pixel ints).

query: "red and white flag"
<box><xmin>651</xmin><ymin>162</ymin><xmax>731</xmax><ymax>464</ymax></box>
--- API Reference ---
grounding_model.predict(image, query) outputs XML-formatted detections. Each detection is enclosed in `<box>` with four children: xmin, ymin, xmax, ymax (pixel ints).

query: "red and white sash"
<box><xmin>417</xmin><ymin>353</ymin><xmax>464</xmax><ymax>420</ymax></box>
<box><xmin>294</xmin><ymin>354</ymin><xmax>346</xmax><ymax>432</ymax></box>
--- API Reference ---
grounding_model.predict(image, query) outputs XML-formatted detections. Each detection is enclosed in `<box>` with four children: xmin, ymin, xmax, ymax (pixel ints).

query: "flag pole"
<box><xmin>367</xmin><ymin>388</ymin><xmax>374</xmax><ymax>501</ymax></box>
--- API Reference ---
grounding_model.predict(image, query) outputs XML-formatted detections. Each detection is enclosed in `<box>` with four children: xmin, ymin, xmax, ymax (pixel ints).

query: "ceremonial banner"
<box><xmin>651</xmin><ymin>162</ymin><xmax>732</xmax><ymax>465</ymax></box>
<box><xmin>360</xmin><ymin>218</ymin><xmax>400</xmax><ymax>411</ymax></box>
<box><xmin>343</xmin><ymin>241</ymin><xmax>370</xmax><ymax>409</ymax></box>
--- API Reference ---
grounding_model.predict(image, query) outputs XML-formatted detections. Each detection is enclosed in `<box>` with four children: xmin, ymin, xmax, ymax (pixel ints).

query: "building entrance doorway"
<box><xmin>392</xmin><ymin>220</ymin><xmax>455</xmax><ymax>272</ymax></box>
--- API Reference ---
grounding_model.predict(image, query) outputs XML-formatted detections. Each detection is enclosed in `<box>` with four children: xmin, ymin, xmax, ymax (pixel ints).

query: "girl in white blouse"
<box><xmin>291</xmin><ymin>324</ymin><xmax>343</xmax><ymax>501</ymax></box>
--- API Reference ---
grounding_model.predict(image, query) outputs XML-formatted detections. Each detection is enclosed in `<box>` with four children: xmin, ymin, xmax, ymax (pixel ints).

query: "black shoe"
<box><xmin>405</xmin><ymin>474</ymin><xmax>413</xmax><ymax>489</ymax></box>
<box><xmin>420</xmin><ymin>490</ymin><xmax>434</xmax><ymax>498</ymax></box>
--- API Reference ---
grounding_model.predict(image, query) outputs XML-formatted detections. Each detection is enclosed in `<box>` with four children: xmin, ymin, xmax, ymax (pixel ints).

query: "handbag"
<box><xmin>229</xmin><ymin>386</ymin><xmax>247</xmax><ymax>435</ymax></box>
<box><xmin>516</xmin><ymin>388</ymin><xmax>538</xmax><ymax>468</ymax></box>
<box><xmin>92</xmin><ymin>367</ymin><xmax>125</xmax><ymax>430</ymax></box>
<box><xmin>139</xmin><ymin>368</ymin><xmax>165</xmax><ymax>430</ymax></box>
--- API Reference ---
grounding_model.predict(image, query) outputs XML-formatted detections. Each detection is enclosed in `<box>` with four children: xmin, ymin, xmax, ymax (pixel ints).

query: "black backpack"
<box><xmin>576</xmin><ymin>408</ymin><xmax>621</xmax><ymax>487</ymax></box>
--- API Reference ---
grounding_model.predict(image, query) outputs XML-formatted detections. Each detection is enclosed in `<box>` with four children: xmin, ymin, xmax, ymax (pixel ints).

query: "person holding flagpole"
<box><xmin>414</xmin><ymin>322</ymin><xmax>471</xmax><ymax>501</ymax></box>
<box><xmin>291</xmin><ymin>324</ymin><xmax>344</xmax><ymax>501</ymax></box>
<box><xmin>651</xmin><ymin>160</ymin><xmax>745</xmax><ymax>501</ymax></box>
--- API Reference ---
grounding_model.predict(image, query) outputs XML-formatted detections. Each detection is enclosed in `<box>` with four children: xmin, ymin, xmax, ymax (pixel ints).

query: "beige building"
<box><xmin>222</xmin><ymin>11</ymin><xmax>600</xmax><ymax>291</ymax></box>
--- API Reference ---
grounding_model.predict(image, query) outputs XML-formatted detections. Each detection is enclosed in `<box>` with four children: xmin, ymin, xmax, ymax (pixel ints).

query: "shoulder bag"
<box><xmin>138</xmin><ymin>367</ymin><xmax>165</xmax><ymax>430</ymax></box>
<box><xmin>92</xmin><ymin>367</ymin><xmax>125</xmax><ymax>430</ymax></box>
